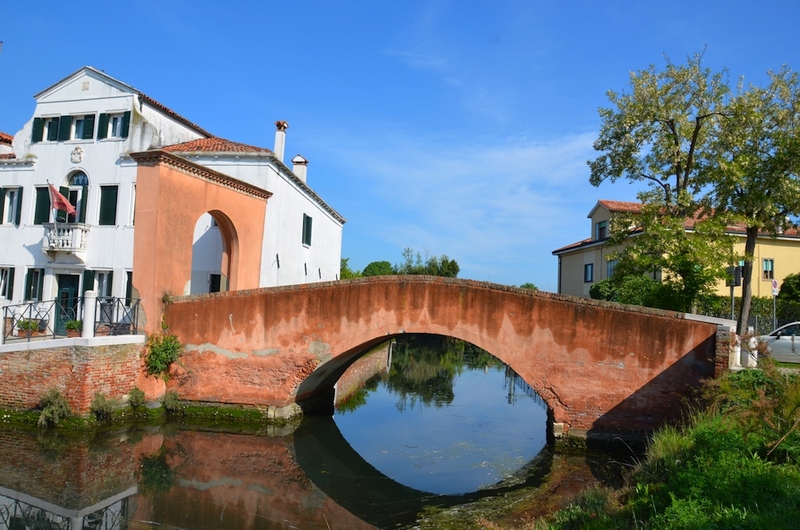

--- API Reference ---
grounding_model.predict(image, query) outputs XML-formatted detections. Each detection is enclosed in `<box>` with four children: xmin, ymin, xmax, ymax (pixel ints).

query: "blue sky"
<box><xmin>1</xmin><ymin>1</ymin><xmax>798</xmax><ymax>291</ymax></box>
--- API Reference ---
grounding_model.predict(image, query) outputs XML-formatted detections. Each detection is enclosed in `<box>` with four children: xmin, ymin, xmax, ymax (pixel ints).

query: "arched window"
<box><xmin>58</xmin><ymin>171</ymin><xmax>89</xmax><ymax>223</ymax></box>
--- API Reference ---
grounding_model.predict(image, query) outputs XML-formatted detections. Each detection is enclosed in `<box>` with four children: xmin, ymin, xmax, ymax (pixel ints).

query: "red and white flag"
<box><xmin>48</xmin><ymin>183</ymin><xmax>76</xmax><ymax>216</ymax></box>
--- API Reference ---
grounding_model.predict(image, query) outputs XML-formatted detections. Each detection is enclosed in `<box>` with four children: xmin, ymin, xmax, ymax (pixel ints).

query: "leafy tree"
<box><xmin>588</xmin><ymin>53</ymin><xmax>739</xmax><ymax>312</ymax></box>
<box><xmin>340</xmin><ymin>258</ymin><xmax>361</xmax><ymax>279</ymax></box>
<box><xmin>362</xmin><ymin>260</ymin><xmax>394</xmax><ymax>277</ymax></box>
<box><xmin>700</xmin><ymin>66</ymin><xmax>800</xmax><ymax>334</ymax></box>
<box><xmin>394</xmin><ymin>247</ymin><xmax>460</xmax><ymax>278</ymax></box>
<box><xmin>779</xmin><ymin>273</ymin><xmax>800</xmax><ymax>302</ymax></box>
<box><xmin>519</xmin><ymin>282</ymin><xmax>538</xmax><ymax>290</ymax></box>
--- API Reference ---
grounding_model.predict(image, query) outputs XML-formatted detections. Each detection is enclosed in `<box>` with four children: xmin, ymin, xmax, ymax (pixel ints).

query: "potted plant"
<box><xmin>65</xmin><ymin>319</ymin><xmax>82</xmax><ymax>338</ymax></box>
<box><xmin>17</xmin><ymin>319</ymin><xmax>41</xmax><ymax>336</ymax></box>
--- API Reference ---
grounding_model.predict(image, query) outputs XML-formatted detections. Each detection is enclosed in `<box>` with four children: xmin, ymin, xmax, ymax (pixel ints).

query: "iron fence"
<box><xmin>2</xmin><ymin>297</ymin><xmax>140</xmax><ymax>343</ymax></box>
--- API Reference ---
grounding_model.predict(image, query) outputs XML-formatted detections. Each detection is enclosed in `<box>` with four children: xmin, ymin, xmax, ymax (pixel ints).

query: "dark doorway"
<box><xmin>56</xmin><ymin>274</ymin><xmax>80</xmax><ymax>333</ymax></box>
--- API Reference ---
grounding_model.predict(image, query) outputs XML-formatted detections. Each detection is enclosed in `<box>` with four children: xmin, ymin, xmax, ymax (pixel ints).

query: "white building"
<box><xmin>0</xmin><ymin>67</ymin><xmax>344</xmax><ymax>333</ymax></box>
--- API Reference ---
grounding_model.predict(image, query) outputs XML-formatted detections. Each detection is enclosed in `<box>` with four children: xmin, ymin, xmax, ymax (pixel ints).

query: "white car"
<box><xmin>759</xmin><ymin>322</ymin><xmax>800</xmax><ymax>363</ymax></box>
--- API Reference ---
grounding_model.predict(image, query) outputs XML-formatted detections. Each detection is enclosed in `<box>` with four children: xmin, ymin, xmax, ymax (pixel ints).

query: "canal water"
<box><xmin>0</xmin><ymin>335</ymin><xmax>631</xmax><ymax>529</ymax></box>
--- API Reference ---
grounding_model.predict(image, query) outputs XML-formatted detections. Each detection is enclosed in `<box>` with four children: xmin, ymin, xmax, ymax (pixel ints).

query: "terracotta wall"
<box><xmin>132</xmin><ymin>152</ymin><xmax>268</xmax><ymax>333</ymax></box>
<box><xmin>165</xmin><ymin>276</ymin><xmax>723</xmax><ymax>437</ymax></box>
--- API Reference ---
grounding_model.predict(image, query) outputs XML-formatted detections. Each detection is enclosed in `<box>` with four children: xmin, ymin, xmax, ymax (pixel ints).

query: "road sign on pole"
<box><xmin>772</xmin><ymin>279</ymin><xmax>780</xmax><ymax>297</ymax></box>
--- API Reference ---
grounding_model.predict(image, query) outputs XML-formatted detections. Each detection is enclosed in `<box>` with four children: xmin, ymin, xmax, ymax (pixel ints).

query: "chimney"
<box><xmin>274</xmin><ymin>120</ymin><xmax>288</xmax><ymax>162</ymax></box>
<box><xmin>292</xmin><ymin>154</ymin><xmax>308</xmax><ymax>183</ymax></box>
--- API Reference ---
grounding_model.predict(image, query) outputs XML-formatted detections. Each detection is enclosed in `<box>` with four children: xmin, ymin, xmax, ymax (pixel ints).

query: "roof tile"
<box><xmin>161</xmin><ymin>137</ymin><xmax>272</xmax><ymax>154</ymax></box>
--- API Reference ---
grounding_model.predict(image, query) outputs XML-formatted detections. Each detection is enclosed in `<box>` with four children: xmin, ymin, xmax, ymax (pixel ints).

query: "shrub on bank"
<box><xmin>540</xmin><ymin>361</ymin><xmax>800</xmax><ymax>529</ymax></box>
<box><xmin>37</xmin><ymin>389</ymin><xmax>72</xmax><ymax>428</ymax></box>
<box><xmin>145</xmin><ymin>332</ymin><xmax>182</xmax><ymax>376</ymax></box>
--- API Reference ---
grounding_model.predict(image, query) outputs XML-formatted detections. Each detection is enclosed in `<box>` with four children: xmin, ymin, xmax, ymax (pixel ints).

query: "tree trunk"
<box><xmin>737</xmin><ymin>226</ymin><xmax>759</xmax><ymax>335</ymax></box>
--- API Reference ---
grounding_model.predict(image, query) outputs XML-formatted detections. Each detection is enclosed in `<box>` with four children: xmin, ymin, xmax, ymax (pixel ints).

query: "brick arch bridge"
<box><xmin>165</xmin><ymin>276</ymin><xmax>729</xmax><ymax>438</ymax></box>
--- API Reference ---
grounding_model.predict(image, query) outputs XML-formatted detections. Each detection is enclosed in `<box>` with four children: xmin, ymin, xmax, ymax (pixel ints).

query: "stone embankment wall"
<box><xmin>334</xmin><ymin>343</ymin><xmax>391</xmax><ymax>407</ymax></box>
<box><xmin>0</xmin><ymin>339</ymin><xmax>144</xmax><ymax>413</ymax></box>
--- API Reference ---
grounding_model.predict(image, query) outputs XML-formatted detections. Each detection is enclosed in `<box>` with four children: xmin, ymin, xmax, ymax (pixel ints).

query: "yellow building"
<box><xmin>552</xmin><ymin>200</ymin><xmax>800</xmax><ymax>299</ymax></box>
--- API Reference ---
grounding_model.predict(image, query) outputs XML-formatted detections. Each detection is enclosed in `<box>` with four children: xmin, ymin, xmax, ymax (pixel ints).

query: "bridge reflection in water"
<box><xmin>0</xmin><ymin>338</ymin><xmax>632</xmax><ymax>528</ymax></box>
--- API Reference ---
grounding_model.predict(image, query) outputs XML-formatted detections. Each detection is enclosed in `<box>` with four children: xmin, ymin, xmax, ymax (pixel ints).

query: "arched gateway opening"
<box><xmin>131</xmin><ymin>150</ymin><xmax>270</xmax><ymax>333</ymax></box>
<box><xmin>190</xmin><ymin>211</ymin><xmax>240</xmax><ymax>295</ymax></box>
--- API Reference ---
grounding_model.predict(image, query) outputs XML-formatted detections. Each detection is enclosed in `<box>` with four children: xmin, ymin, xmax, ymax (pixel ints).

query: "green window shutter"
<box><xmin>82</xmin><ymin>114</ymin><xmax>95</xmax><ymax>139</ymax></box>
<box><xmin>79</xmin><ymin>186</ymin><xmax>88</xmax><ymax>223</ymax></box>
<box><xmin>0</xmin><ymin>188</ymin><xmax>5</xmax><ymax>222</ymax></box>
<box><xmin>106</xmin><ymin>271</ymin><xmax>114</xmax><ymax>297</ymax></box>
<box><xmin>46</xmin><ymin>117</ymin><xmax>60</xmax><ymax>141</ymax></box>
<box><xmin>25</xmin><ymin>269</ymin><xmax>34</xmax><ymax>300</ymax></box>
<box><xmin>121</xmin><ymin>111</ymin><xmax>131</xmax><ymax>138</ymax></box>
<box><xmin>97</xmin><ymin>113</ymin><xmax>109</xmax><ymax>139</ymax></box>
<box><xmin>31</xmin><ymin>118</ymin><xmax>44</xmax><ymax>142</ymax></box>
<box><xmin>14</xmin><ymin>188</ymin><xmax>22</xmax><ymax>226</ymax></box>
<box><xmin>56</xmin><ymin>186</ymin><xmax>70</xmax><ymax>223</ymax></box>
<box><xmin>36</xmin><ymin>269</ymin><xmax>44</xmax><ymax>301</ymax></box>
<box><xmin>58</xmin><ymin>115</ymin><xmax>73</xmax><ymax>141</ymax></box>
<box><xmin>6</xmin><ymin>268</ymin><xmax>13</xmax><ymax>300</ymax></box>
<box><xmin>83</xmin><ymin>270</ymin><xmax>95</xmax><ymax>294</ymax></box>
<box><xmin>99</xmin><ymin>186</ymin><xmax>118</xmax><ymax>225</ymax></box>
<box><xmin>125</xmin><ymin>271</ymin><xmax>133</xmax><ymax>305</ymax></box>
<box><xmin>302</xmin><ymin>214</ymin><xmax>313</xmax><ymax>246</ymax></box>
<box><xmin>34</xmin><ymin>187</ymin><xmax>50</xmax><ymax>224</ymax></box>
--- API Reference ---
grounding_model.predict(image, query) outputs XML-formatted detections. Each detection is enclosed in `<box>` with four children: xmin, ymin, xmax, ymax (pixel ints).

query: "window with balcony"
<box><xmin>0</xmin><ymin>187</ymin><xmax>22</xmax><ymax>226</ymax></box>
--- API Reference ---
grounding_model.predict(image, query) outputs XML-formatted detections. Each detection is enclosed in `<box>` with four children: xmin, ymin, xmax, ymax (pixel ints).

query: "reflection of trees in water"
<box><xmin>387</xmin><ymin>335</ymin><xmax>503</xmax><ymax>412</ymax></box>
<box><xmin>335</xmin><ymin>335</ymin><xmax>507</xmax><ymax>414</ymax></box>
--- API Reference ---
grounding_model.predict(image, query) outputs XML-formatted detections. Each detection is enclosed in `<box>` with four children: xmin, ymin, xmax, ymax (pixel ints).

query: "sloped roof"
<box><xmin>554</xmin><ymin>199</ymin><xmax>800</xmax><ymax>255</ymax></box>
<box><xmin>0</xmin><ymin>132</ymin><xmax>12</xmax><ymax>145</ymax></box>
<box><xmin>35</xmin><ymin>66</ymin><xmax>212</xmax><ymax>137</ymax></box>
<box><xmin>162</xmin><ymin>137</ymin><xmax>272</xmax><ymax>154</ymax></box>
<box><xmin>596</xmin><ymin>200</ymin><xmax>642</xmax><ymax>214</ymax></box>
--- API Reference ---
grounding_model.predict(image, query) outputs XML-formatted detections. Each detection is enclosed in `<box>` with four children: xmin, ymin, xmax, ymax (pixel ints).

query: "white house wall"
<box><xmin>188</xmin><ymin>156</ymin><xmax>344</xmax><ymax>286</ymax></box>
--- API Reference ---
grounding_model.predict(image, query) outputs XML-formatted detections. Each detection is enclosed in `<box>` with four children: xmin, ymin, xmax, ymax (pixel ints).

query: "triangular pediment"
<box><xmin>34</xmin><ymin>66</ymin><xmax>137</xmax><ymax>104</ymax></box>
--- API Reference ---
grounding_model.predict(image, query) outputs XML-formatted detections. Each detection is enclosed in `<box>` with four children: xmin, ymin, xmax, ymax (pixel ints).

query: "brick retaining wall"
<box><xmin>0</xmin><ymin>340</ymin><xmax>143</xmax><ymax>414</ymax></box>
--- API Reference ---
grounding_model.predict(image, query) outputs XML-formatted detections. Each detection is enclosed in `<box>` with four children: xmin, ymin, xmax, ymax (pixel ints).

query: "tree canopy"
<box><xmin>589</xmin><ymin>53</ymin><xmax>733</xmax><ymax>312</ymax></box>
<box><xmin>700</xmin><ymin>66</ymin><xmax>800</xmax><ymax>332</ymax></box>
<box><xmin>340</xmin><ymin>248</ymin><xmax>461</xmax><ymax>279</ymax></box>
<box><xmin>589</xmin><ymin>53</ymin><xmax>800</xmax><ymax>325</ymax></box>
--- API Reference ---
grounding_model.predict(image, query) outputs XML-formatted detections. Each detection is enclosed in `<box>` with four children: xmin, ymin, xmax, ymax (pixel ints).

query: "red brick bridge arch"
<box><xmin>165</xmin><ymin>276</ymin><xmax>727</xmax><ymax>438</ymax></box>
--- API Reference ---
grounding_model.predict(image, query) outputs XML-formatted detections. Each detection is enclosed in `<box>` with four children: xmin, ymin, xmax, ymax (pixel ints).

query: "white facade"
<box><xmin>0</xmin><ymin>66</ymin><xmax>344</xmax><ymax>314</ymax></box>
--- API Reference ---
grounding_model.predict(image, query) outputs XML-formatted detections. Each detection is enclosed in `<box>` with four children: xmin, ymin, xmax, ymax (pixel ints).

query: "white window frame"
<box><xmin>763</xmin><ymin>258</ymin><xmax>775</xmax><ymax>281</ymax></box>
<box><xmin>584</xmin><ymin>263</ymin><xmax>594</xmax><ymax>283</ymax></box>
<box><xmin>96</xmin><ymin>271</ymin><xmax>113</xmax><ymax>297</ymax></box>
<box><xmin>108</xmin><ymin>113</ymin><xmax>124</xmax><ymax>138</ymax></box>
<box><xmin>73</xmin><ymin>116</ymin><xmax>86</xmax><ymax>140</ymax></box>
<box><xmin>1</xmin><ymin>187</ymin><xmax>20</xmax><ymax>225</ymax></box>
<box><xmin>44</xmin><ymin>117</ymin><xmax>59</xmax><ymax>142</ymax></box>
<box><xmin>0</xmin><ymin>267</ymin><xmax>12</xmax><ymax>299</ymax></box>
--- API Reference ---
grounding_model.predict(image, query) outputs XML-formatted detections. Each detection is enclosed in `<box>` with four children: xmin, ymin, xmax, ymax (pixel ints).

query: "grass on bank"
<box><xmin>533</xmin><ymin>359</ymin><xmax>800</xmax><ymax>530</ymax></box>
